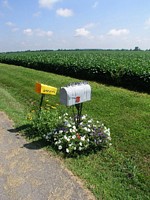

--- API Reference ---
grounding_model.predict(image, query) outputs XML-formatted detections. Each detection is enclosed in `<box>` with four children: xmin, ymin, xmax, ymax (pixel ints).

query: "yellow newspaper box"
<box><xmin>35</xmin><ymin>83</ymin><xmax>57</xmax><ymax>95</ymax></box>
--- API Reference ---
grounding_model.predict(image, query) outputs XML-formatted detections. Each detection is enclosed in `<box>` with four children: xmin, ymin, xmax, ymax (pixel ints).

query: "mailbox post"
<box><xmin>75</xmin><ymin>103</ymin><xmax>83</xmax><ymax>127</ymax></box>
<box><xmin>60</xmin><ymin>82</ymin><xmax>91</xmax><ymax>127</ymax></box>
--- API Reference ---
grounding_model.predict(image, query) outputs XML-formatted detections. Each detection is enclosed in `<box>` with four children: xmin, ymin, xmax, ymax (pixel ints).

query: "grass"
<box><xmin>0</xmin><ymin>63</ymin><xmax>149</xmax><ymax>199</ymax></box>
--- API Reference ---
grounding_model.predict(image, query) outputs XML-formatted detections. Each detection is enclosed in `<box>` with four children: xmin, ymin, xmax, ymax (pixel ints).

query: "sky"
<box><xmin>1</xmin><ymin>0</ymin><xmax>150</xmax><ymax>52</ymax></box>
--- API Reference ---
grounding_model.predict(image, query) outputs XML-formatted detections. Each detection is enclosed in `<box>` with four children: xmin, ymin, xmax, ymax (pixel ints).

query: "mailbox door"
<box><xmin>60</xmin><ymin>88</ymin><xmax>67</xmax><ymax>105</ymax></box>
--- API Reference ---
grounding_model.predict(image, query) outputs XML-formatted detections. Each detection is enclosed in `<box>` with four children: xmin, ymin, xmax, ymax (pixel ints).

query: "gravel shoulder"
<box><xmin>0</xmin><ymin>112</ymin><xmax>95</xmax><ymax>200</ymax></box>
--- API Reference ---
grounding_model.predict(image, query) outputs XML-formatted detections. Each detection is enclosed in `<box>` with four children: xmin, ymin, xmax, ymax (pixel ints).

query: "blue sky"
<box><xmin>0</xmin><ymin>0</ymin><xmax>150</xmax><ymax>52</ymax></box>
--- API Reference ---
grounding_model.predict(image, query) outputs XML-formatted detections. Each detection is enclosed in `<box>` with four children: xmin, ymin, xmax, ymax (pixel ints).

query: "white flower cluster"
<box><xmin>43</xmin><ymin>113</ymin><xmax>111</xmax><ymax>155</ymax></box>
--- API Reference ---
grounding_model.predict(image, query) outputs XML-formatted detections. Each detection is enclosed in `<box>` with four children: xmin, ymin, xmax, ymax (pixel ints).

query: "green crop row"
<box><xmin>0</xmin><ymin>50</ymin><xmax>149</xmax><ymax>92</ymax></box>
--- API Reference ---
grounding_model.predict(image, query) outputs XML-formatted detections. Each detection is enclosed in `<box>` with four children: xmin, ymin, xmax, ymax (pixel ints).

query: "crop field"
<box><xmin>0</xmin><ymin>50</ymin><xmax>150</xmax><ymax>93</ymax></box>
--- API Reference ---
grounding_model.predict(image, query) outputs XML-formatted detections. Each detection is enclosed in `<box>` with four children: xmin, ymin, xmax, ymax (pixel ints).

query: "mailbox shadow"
<box><xmin>23</xmin><ymin>139</ymin><xmax>49</xmax><ymax>150</ymax></box>
<box><xmin>8</xmin><ymin>124</ymin><xmax>31</xmax><ymax>134</ymax></box>
<box><xmin>8</xmin><ymin>124</ymin><xmax>49</xmax><ymax>151</ymax></box>
<box><xmin>8</xmin><ymin>124</ymin><xmax>39</xmax><ymax>140</ymax></box>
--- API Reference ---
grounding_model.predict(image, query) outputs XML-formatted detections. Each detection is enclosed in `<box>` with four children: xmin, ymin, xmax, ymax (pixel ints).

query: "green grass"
<box><xmin>0</xmin><ymin>63</ymin><xmax>149</xmax><ymax>199</ymax></box>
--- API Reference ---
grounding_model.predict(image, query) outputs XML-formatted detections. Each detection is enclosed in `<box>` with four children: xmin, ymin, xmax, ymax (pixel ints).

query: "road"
<box><xmin>0</xmin><ymin>112</ymin><xmax>95</xmax><ymax>200</ymax></box>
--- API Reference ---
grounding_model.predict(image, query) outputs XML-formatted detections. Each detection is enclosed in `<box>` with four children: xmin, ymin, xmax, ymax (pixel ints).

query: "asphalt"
<box><xmin>0</xmin><ymin>112</ymin><xmax>95</xmax><ymax>200</ymax></box>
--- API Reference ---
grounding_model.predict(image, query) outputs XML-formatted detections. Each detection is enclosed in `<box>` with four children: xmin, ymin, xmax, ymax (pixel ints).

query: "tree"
<box><xmin>134</xmin><ymin>46</ymin><xmax>140</xmax><ymax>51</ymax></box>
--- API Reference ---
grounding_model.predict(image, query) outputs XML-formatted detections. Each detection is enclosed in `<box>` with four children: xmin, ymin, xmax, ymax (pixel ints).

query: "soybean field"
<box><xmin>0</xmin><ymin>50</ymin><xmax>149</xmax><ymax>92</ymax></box>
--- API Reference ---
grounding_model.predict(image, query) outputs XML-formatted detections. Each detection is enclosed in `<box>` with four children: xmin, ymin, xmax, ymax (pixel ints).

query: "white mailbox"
<box><xmin>60</xmin><ymin>82</ymin><xmax>91</xmax><ymax>106</ymax></box>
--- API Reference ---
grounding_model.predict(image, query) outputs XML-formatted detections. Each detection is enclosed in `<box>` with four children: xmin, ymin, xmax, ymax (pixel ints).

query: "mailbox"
<box><xmin>35</xmin><ymin>82</ymin><xmax>57</xmax><ymax>95</ymax></box>
<box><xmin>60</xmin><ymin>82</ymin><xmax>91</xmax><ymax>106</ymax></box>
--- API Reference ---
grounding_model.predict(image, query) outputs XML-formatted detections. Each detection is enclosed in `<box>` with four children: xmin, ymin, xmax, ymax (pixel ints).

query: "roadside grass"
<box><xmin>0</xmin><ymin>63</ymin><xmax>149</xmax><ymax>200</ymax></box>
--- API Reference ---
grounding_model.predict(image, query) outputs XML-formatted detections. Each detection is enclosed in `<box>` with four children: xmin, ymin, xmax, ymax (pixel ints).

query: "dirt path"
<box><xmin>0</xmin><ymin>112</ymin><xmax>95</xmax><ymax>200</ymax></box>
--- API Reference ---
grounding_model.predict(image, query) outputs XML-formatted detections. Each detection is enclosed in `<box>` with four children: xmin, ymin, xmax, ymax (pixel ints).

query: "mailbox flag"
<box><xmin>75</xmin><ymin>96</ymin><xmax>80</xmax><ymax>103</ymax></box>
